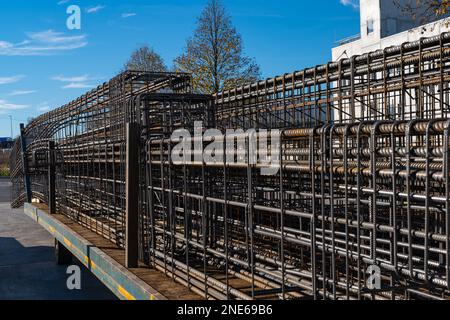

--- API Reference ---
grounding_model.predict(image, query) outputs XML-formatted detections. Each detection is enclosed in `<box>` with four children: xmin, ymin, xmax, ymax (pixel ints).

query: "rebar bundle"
<box><xmin>10</xmin><ymin>33</ymin><xmax>450</xmax><ymax>300</ymax></box>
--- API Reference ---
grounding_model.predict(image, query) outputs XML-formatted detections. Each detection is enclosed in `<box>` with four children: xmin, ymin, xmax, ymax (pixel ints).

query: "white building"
<box><xmin>332</xmin><ymin>0</ymin><xmax>450</xmax><ymax>61</ymax></box>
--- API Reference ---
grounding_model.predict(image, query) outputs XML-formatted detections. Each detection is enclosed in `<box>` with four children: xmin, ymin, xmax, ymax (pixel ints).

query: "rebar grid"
<box><xmin>215</xmin><ymin>33</ymin><xmax>450</xmax><ymax>130</ymax></box>
<box><xmin>10</xmin><ymin>33</ymin><xmax>450</xmax><ymax>300</ymax></box>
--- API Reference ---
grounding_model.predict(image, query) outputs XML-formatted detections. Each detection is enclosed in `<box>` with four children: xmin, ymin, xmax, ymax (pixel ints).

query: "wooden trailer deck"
<box><xmin>24</xmin><ymin>203</ymin><xmax>202</xmax><ymax>301</ymax></box>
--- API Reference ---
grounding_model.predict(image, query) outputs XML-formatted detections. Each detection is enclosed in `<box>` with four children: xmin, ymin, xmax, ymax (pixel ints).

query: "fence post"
<box><xmin>48</xmin><ymin>140</ymin><xmax>56</xmax><ymax>214</ymax></box>
<box><xmin>20</xmin><ymin>123</ymin><xmax>32</xmax><ymax>203</ymax></box>
<box><xmin>126</xmin><ymin>122</ymin><xmax>139</xmax><ymax>268</ymax></box>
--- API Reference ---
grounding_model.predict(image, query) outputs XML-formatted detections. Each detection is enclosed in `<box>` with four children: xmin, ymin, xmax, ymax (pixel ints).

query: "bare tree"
<box><xmin>394</xmin><ymin>0</ymin><xmax>450</xmax><ymax>24</ymax></box>
<box><xmin>174</xmin><ymin>0</ymin><xmax>260</xmax><ymax>94</ymax></box>
<box><xmin>125</xmin><ymin>46</ymin><xmax>168</xmax><ymax>72</ymax></box>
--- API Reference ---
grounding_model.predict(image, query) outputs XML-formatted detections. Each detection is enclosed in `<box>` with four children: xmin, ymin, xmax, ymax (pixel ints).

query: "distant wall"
<box><xmin>360</xmin><ymin>0</ymin><xmax>381</xmax><ymax>39</ymax></box>
<box><xmin>380</xmin><ymin>0</ymin><xmax>450</xmax><ymax>37</ymax></box>
<box><xmin>332</xmin><ymin>18</ymin><xmax>450</xmax><ymax>61</ymax></box>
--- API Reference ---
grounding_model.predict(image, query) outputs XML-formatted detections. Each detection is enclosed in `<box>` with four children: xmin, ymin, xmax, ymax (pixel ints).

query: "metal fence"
<box><xmin>10</xmin><ymin>33</ymin><xmax>450</xmax><ymax>300</ymax></box>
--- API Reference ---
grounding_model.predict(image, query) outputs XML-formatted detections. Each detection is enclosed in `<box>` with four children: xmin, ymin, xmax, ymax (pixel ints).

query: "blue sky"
<box><xmin>0</xmin><ymin>0</ymin><xmax>360</xmax><ymax>137</ymax></box>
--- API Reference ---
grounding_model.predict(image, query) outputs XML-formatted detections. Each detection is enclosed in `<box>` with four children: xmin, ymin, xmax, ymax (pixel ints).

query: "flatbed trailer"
<box><xmin>23</xmin><ymin>203</ymin><xmax>202</xmax><ymax>301</ymax></box>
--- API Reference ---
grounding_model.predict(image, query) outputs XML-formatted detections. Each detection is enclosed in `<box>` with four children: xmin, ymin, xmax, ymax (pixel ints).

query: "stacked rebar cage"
<box><xmin>10</xmin><ymin>33</ymin><xmax>450</xmax><ymax>300</ymax></box>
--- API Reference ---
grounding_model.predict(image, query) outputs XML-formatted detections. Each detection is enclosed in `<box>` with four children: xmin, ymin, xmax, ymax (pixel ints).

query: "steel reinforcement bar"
<box><xmin>10</xmin><ymin>32</ymin><xmax>450</xmax><ymax>300</ymax></box>
<box><xmin>215</xmin><ymin>33</ymin><xmax>450</xmax><ymax>131</ymax></box>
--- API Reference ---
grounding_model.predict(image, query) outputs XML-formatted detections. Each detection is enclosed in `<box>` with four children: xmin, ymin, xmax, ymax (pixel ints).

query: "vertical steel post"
<box><xmin>126</xmin><ymin>122</ymin><xmax>139</xmax><ymax>268</ymax></box>
<box><xmin>9</xmin><ymin>115</ymin><xmax>13</xmax><ymax>139</ymax></box>
<box><xmin>309</xmin><ymin>129</ymin><xmax>317</xmax><ymax>300</ymax></box>
<box><xmin>19</xmin><ymin>123</ymin><xmax>32</xmax><ymax>203</ymax></box>
<box><xmin>48</xmin><ymin>140</ymin><xmax>56</xmax><ymax>214</ymax></box>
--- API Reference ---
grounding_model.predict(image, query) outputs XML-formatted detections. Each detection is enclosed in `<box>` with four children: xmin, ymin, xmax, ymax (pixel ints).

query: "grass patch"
<box><xmin>0</xmin><ymin>165</ymin><xmax>9</xmax><ymax>177</ymax></box>
<box><xmin>0</xmin><ymin>151</ymin><xmax>10</xmax><ymax>177</ymax></box>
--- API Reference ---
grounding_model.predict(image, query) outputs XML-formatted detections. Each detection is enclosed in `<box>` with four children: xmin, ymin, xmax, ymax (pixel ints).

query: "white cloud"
<box><xmin>122</xmin><ymin>13</ymin><xmax>137</xmax><ymax>18</ymax></box>
<box><xmin>57</xmin><ymin>0</ymin><xmax>70</xmax><ymax>5</ymax></box>
<box><xmin>52</xmin><ymin>75</ymin><xmax>91</xmax><ymax>82</ymax></box>
<box><xmin>0</xmin><ymin>75</ymin><xmax>25</xmax><ymax>85</ymax></box>
<box><xmin>38</xmin><ymin>106</ymin><xmax>50</xmax><ymax>112</ymax></box>
<box><xmin>87</xmin><ymin>5</ymin><xmax>105</xmax><ymax>14</ymax></box>
<box><xmin>8</xmin><ymin>90</ymin><xmax>36</xmax><ymax>96</ymax></box>
<box><xmin>37</xmin><ymin>102</ymin><xmax>51</xmax><ymax>112</ymax></box>
<box><xmin>52</xmin><ymin>74</ymin><xmax>101</xmax><ymax>90</ymax></box>
<box><xmin>0</xmin><ymin>30</ymin><xmax>87</xmax><ymax>56</ymax></box>
<box><xmin>0</xmin><ymin>99</ymin><xmax>30</xmax><ymax>110</ymax></box>
<box><xmin>27</xmin><ymin>30</ymin><xmax>84</xmax><ymax>44</ymax></box>
<box><xmin>62</xmin><ymin>82</ymin><xmax>94</xmax><ymax>89</ymax></box>
<box><xmin>340</xmin><ymin>0</ymin><xmax>359</xmax><ymax>9</ymax></box>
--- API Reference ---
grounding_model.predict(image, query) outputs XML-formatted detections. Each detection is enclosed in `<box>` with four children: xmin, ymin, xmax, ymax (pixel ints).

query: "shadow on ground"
<box><xmin>0</xmin><ymin>177</ymin><xmax>116</xmax><ymax>300</ymax></box>
<box><xmin>0</xmin><ymin>237</ymin><xmax>116</xmax><ymax>300</ymax></box>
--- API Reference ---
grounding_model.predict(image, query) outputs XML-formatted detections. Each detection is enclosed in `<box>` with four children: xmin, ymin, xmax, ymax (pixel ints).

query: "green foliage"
<box><xmin>0</xmin><ymin>152</ymin><xmax>10</xmax><ymax>177</ymax></box>
<box><xmin>0</xmin><ymin>165</ymin><xmax>9</xmax><ymax>177</ymax></box>
<box><xmin>125</xmin><ymin>46</ymin><xmax>168</xmax><ymax>72</ymax></box>
<box><xmin>174</xmin><ymin>0</ymin><xmax>261</xmax><ymax>94</ymax></box>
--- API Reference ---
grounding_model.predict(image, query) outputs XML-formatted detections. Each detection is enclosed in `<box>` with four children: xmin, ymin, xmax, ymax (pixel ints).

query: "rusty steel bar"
<box><xmin>10</xmin><ymin>32</ymin><xmax>450</xmax><ymax>300</ymax></box>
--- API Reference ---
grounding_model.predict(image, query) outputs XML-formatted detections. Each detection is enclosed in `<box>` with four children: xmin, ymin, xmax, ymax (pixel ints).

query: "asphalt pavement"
<box><xmin>0</xmin><ymin>177</ymin><xmax>116</xmax><ymax>300</ymax></box>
